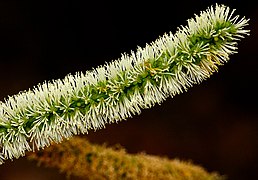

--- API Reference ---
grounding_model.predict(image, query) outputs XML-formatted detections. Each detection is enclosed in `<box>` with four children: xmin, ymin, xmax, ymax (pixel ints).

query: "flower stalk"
<box><xmin>0</xmin><ymin>4</ymin><xmax>249</xmax><ymax>164</ymax></box>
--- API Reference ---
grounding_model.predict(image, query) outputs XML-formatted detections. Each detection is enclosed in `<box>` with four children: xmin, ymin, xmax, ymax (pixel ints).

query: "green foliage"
<box><xmin>0</xmin><ymin>4</ymin><xmax>249</xmax><ymax>164</ymax></box>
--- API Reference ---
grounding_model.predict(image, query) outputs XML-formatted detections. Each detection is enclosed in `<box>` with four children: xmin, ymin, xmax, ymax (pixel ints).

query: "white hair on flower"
<box><xmin>0</xmin><ymin>4</ymin><xmax>249</xmax><ymax>164</ymax></box>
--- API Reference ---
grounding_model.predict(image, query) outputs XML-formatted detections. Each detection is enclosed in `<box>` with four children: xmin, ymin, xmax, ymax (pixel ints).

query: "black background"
<box><xmin>0</xmin><ymin>0</ymin><xmax>257</xmax><ymax>179</ymax></box>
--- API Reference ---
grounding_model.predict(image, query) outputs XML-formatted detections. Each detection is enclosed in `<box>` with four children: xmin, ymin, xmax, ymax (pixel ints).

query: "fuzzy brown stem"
<box><xmin>28</xmin><ymin>136</ymin><xmax>224</xmax><ymax>180</ymax></box>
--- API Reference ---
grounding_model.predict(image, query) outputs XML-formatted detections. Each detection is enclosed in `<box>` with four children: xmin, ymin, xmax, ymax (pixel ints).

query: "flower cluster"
<box><xmin>0</xmin><ymin>4</ymin><xmax>249</xmax><ymax>164</ymax></box>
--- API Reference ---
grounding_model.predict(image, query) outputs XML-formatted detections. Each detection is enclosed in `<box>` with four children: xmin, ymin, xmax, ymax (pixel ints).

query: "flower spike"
<box><xmin>0</xmin><ymin>4</ymin><xmax>249</xmax><ymax>164</ymax></box>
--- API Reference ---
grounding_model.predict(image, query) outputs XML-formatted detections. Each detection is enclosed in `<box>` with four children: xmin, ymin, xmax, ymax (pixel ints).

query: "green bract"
<box><xmin>0</xmin><ymin>4</ymin><xmax>249</xmax><ymax>164</ymax></box>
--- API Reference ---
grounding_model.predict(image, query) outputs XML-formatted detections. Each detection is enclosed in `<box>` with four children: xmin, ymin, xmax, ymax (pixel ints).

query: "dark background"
<box><xmin>0</xmin><ymin>0</ymin><xmax>257</xmax><ymax>179</ymax></box>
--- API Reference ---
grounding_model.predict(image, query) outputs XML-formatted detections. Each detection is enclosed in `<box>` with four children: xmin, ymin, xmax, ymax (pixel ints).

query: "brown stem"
<box><xmin>28</xmin><ymin>136</ymin><xmax>224</xmax><ymax>180</ymax></box>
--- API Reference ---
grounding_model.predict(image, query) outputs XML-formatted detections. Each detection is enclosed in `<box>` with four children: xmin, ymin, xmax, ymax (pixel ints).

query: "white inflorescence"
<box><xmin>0</xmin><ymin>4</ymin><xmax>249</xmax><ymax>164</ymax></box>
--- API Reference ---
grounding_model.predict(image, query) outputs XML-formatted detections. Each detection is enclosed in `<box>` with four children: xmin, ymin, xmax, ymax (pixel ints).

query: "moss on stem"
<box><xmin>28</xmin><ymin>136</ymin><xmax>224</xmax><ymax>180</ymax></box>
